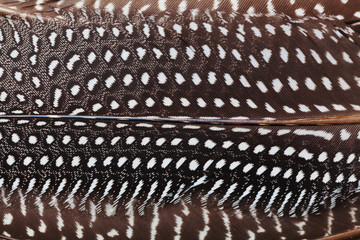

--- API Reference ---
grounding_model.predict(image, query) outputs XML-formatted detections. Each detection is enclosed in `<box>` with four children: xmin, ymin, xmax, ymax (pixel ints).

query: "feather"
<box><xmin>0</xmin><ymin>1</ymin><xmax>358</xmax><ymax>239</ymax></box>
<box><xmin>0</xmin><ymin>0</ymin><xmax>360</xmax><ymax>22</ymax></box>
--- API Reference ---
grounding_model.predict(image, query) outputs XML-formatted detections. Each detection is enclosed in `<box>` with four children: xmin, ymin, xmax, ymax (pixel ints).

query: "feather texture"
<box><xmin>0</xmin><ymin>1</ymin><xmax>358</xmax><ymax>239</ymax></box>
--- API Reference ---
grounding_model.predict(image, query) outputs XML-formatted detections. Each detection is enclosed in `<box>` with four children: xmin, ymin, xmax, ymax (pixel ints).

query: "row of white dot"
<box><xmin>4</xmin><ymin>131</ymin><xmax>356</xmax><ymax>163</ymax></box>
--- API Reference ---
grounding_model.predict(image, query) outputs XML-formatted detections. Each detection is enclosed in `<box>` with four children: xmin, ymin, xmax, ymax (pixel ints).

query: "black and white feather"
<box><xmin>0</xmin><ymin>0</ymin><xmax>358</xmax><ymax>239</ymax></box>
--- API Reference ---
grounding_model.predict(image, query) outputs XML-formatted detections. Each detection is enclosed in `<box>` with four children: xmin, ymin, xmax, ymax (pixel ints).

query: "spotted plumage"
<box><xmin>0</xmin><ymin>0</ymin><xmax>359</xmax><ymax>239</ymax></box>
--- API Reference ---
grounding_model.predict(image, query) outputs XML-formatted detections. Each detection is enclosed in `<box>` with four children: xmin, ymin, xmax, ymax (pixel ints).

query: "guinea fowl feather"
<box><xmin>0</xmin><ymin>0</ymin><xmax>358</xmax><ymax>239</ymax></box>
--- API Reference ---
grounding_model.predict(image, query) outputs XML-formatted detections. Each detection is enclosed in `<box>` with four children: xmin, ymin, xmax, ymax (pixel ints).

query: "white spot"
<box><xmin>117</xmin><ymin>157</ymin><xmax>127</xmax><ymax>168</ymax></box>
<box><xmin>188</xmin><ymin>138</ymin><xmax>199</xmax><ymax>146</ymax></box>
<box><xmin>178</xmin><ymin>0</ymin><xmax>187</xmax><ymax>12</ymax></box>
<box><xmin>103</xmin><ymin>157</ymin><xmax>113</xmax><ymax>166</ymax></box>
<box><xmin>192</xmin><ymin>73</ymin><xmax>201</xmax><ymax>85</ymax></box>
<box><xmin>246</xmin><ymin>99</ymin><xmax>257</xmax><ymax>109</ymax></box>
<box><xmin>156</xmin><ymin>138</ymin><xmax>166</xmax><ymax>146</ymax></box>
<box><xmin>179</xmin><ymin>98</ymin><xmax>190</xmax><ymax>107</ymax></box>
<box><xmin>46</xmin><ymin>135</ymin><xmax>54</xmax><ymax>144</ymax></box>
<box><xmin>205</xmin><ymin>140</ymin><xmax>216</xmax><ymax>149</ymax></box>
<box><xmin>254</xmin><ymin>145</ymin><xmax>265</xmax><ymax>154</ymax></box>
<box><xmin>232</xmin><ymin>49</ymin><xmax>242</xmax><ymax>60</ymax></box>
<box><xmin>317</xmin><ymin>152</ymin><xmax>328</xmax><ymax>162</ymax></box>
<box><xmin>315</xmin><ymin>105</ymin><xmax>329</xmax><ymax>112</ymax></box>
<box><xmin>313</xmin><ymin>29</ymin><xmax>324</xmax><ymax>39</ymax></box>
<box><xmin>256</xmin><ymin>81</ymin><xmax>268</xmax><ymax>93</ymax></box>
<box><xmin>112</xmin><ymin>27</ymin><xmax>120</xmax><ymax>37</ymax></box>
<box><xmin>219</xmin><ymin>27</ymin><xmax>228</xmax><ymax>36</ymax></box>
<box><xmin>326</xmin><ymin>52</ymin><xmax>337</xmax><ymax>65</ymax></box>
<box><xmin>240</xmin><ymin>75</ymin><xmax>251</xmax><ymax>87</ymax></box>
<box><xmin>336</xmin><ymin>174</ymin><xmax>344</xmax><ymax>183</ymax></box>
<box><xmin>173</xmin><ymin>24</ymin><xmax>182</xmax><ymax>34</ymax></box>
<box><xmin>213</xmin><ymin>98</ymin><xmax>225</xmax><ymax>108</ymax></box>
<box><xmin>216</xmin><ymin>159</ymin><xmax>226</xmax><ymax>169</ymax></box>
<box><xmin>197</xmin><ymin>98</ymin><xmax>207</xmax><ymax>108</ymax></box>
<box><xmin>284</xmin><ymin>147</ymin><xmax>295</xmax><ymax>156</ymax></box>
<box><xmin>305</xmin><ymin>77</ymin><xmax>316</xmax><ymax>90</ymax></box>
<box><xmin>66</xmin><ymin>54</ymin><xmax>80</xmax><ymax>71</ymax></box>
<box><xmin>342</xmin><ymin>52</ymin><xmax>353</xmax><ymax>63</ymax></box>
<box><xmin>128</xmin><ymin>99</ymin><xmax>138</xmax><ymax>109</ymax></box>
<box><xmin>310</xmin><ymin>49</ymin><xmax>323</xmax><ymax>64</ymax></box>
<box><xmin>189</xmin><ymin>160</ymin><xmax>199</xmax><ymax>171</ymax></box>
<box><xmin>338</xmin><ymin>77</ymin><xmax>351</xmax><ymax>90</ymax></box>
<box><xmin>11</xmin><ymin>133</ymin><xmax>20</xmax><ymax>143</ymax></box>
<box><xmin>72</xmin><ymin>156</ymin><xmax>81</xmax><ymax>167</ymax></box>
<box><xmin>104</xmin><ymin>50</ymin><xmax>113</xmax><ymax>63</ymax></box>
<box><xmin>186</xmin><ymin>46</ymin><xmax>195</xmax><ymax>60</ymax></box>
<box><xmin>141</xmin><ymin>72</ymin><xmax>150</xmax><ymax>85</ymax></box>
<box><xmin>217</xmin><ymin>45</ymin><xmax>226</xmax><ymax>59</ymax></box>
<box><xmin>125</xmin><ymin>23</ymin><xmax>133</xmax><ymax>35</ymax></box>
<box><xmin>224</xmin><ymin>73</ymin><xmax>234</xmax><ymax>86</ymax></box>
<box><xmin>251</xmin><ymin>27</ymin><xmax>262</xmax><ymax>37</ymax></box>
<box><xmin>238</xmin><ymin>142</ymin><xmax>250</xmax><ymax>151</ymax></box>
<box><xmin>295</xmin><ymin>8</ymin><xmax>305</xmax><ymax>16</ymax></box>
<box><xmin>283</xmin><ymin>169</ymin><xmax>293</xmax><ymax>178</ymax></box>
<box><xmin>163</xmin><ymin>97</ymin><xmax>173</xmax><ymax>106</ymax></box>
<box><xmin>296</xmin><ymin>48</ymin><xmax>306</xmax><ymax>63</ymax></box>
<box><xmin>132</xmin><ymin>158</ymin><xmax>141</xmax><ymax>169</ymax></box>
<box><xmin>229</xmin><ymin>161</ymin><xmax>240</xmax><ymax>170</ymax></box>
<box><xmin>122</xmin><ymin>74</ymin><xmax>133</xmax><ymax>87</ymax></box>
<box><xmin>310</xmin><ymin>171</ymin><xmax>319</xmax><ymax>180</ymax></box>
<box><xmin>261</xmin><ymin>48</ymin><xmax>272</xmax><ymax>63</ymax></box>
<box><xmin>322</xmin><ymin>77</ymin><xmax>332</xmax><ymax>90</ymax></box>
<box><xmin>38</xmin><ymin>220</ymin><xmax>47</xmax><ymax>233</ymax></box>
<box><xmin>40</xmin><ymin>156</ymin><xmax>49</xmax><ymax>165</ymax></box>
<box><xmin>14</xmin><ymin>71</ymin><xmax>23</xmax><ymax>82</ymax></box>
<box><xmin>75</xmin><ymin>222</ymin><xmax>84</xmax><ymax>239</ymax></box>
<box><xmin>299</xmin><ymin>149</ymin><xmax>313</xmax><ymax>160</ymax></box>
<box><xmin>23</xmin><ymin>156</ymin><xmax>33</xmax><ymax>166</ymax></box>
<box><xmin>270</xmin><ymin>167</ymin><xmax>281</xmax><ymax>177</ymax></box>
<box><xmin>153</xmin><ymin>48</ymin><xmax>163</xmax><ymax>59</ymax></box>
<box><xmin>348</xmin><ymin>174</ymin><xmax>357</xmax><ymax>182</ymax></box>
<box><xmin>243</xmin><ymin>163</ymin><xmax>253</xmax><ymax>173</ymax></box>
<box><xmin>87</xmin><ymin>78</ymin><xmax>98</xmax><ymax>91</ymax></box>
<box><xmin>280</xmin><ymin>47</ymin><xmax>289</xmax><ymax>62</ymax></box>
<box><xmin>121</xmin><ymin>49</ymin><xmax>130</xmax><ymax>61</ymax></box>
<box><xmin>333</xmin><ymin>104</ymin><xmax>346</xmax><ymax>111</ymax></box>
<box><xmin>283</xmin><ymin>106</ymin><xmax>296</xmax><ymax>114</ymax></box>
<box><xmin>230</xmin><ymin>98</ymin><xmax>240</xmax><ymax>107</ymax></box>
<box><xmin>272</xmin><ymin>79</ymin><xmax>283</xmax><ymax>93</ymax></box>
<box><xmin>169</xmin><ymin>48</ymin><xmax>178</xmax><ymax>60</ymax></box>
<box><xmin>160</xmin><ymin>158</ymin><xmax>172</xmax><ymax>168</ymax></box>
<box><xmin>26</xmin><ymin>227</ymin><xmax>35</xmax><ymax>237</ymax></box>
<box><xmin>53</xmin><ymin>88</ymin><xmax>62</xmax><ymax>108</ymax></box>
<box><xmin>340</xmin><ymin>129</ymin><xmax>351</xmax><ymax>140</ymax></box>
<box><xmin>256</xmin><ymin>165</ymin><xmax>267</xmax><ymax>175</ymax></box>
<box><xmin>281</xmin><ymin>24</ymin><xmax>292</xmax><ymax>36</ymax></box>
<box><xmin>82</xmin><ymin>29</ymin><xmax>90</xmax><ymax>39</ymax></box>
<box><xmin>107</xmin><ymin>229</ymin><xmax>119</xmax><ymax>237</ymax></box>
<box><xmin>10</xmin><ymin>49</ymin><xmax>19</xmax><ymax>59</ymax></box>
<box><xmin>296</xmin><ymin>171</ymin><xmax>305</xmax><ymax>182</ymax></box>
<box><xmin>323</xmin><ymin>172</ymin><xmax>331</xmax><ymax>183</ymax></box>
<box><xmin>249</xmin><ymin>55</ymin><xmax>259</xmax><ymax>68</ymax></box>
<box><xmin>3</xmin><ymin>213</ymin><xmax>13</xmax><ymax>225</ymax></box>
<box><xmin>265</xmin><ymin>24</ymin><xmax>276</xmax><ymax>35</ymax></box>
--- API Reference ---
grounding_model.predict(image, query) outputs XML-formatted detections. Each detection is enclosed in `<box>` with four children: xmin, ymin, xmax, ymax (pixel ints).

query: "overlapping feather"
<box><xmin>0</xmin><ymin>0</ymin><xmax>358</xmax><ymax>239</ymax></box>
